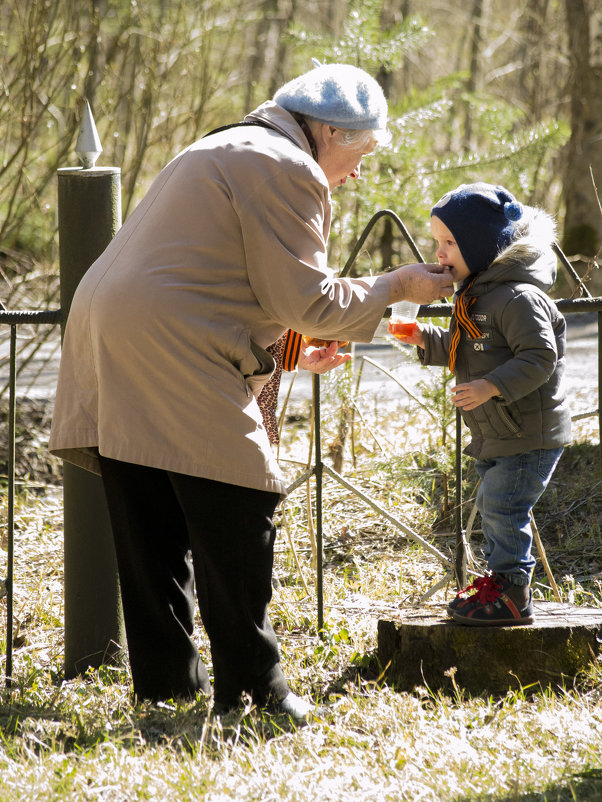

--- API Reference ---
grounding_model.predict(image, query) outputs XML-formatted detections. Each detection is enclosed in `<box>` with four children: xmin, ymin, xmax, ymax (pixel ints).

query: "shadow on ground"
<box><xmin>454</xmin><ymin>767</ymin><xmax>602</xmax><ymax>801</ymax></box>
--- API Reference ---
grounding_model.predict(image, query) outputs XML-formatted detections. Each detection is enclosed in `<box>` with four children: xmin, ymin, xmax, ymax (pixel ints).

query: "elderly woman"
<box><xmin>49</xmin><ymin>63</ymin><xmax>452</xmax><ymax>721</ymax></box>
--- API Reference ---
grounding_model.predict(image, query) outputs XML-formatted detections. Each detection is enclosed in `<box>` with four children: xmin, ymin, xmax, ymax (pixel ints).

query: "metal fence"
<box><xmin>0</xmin><ymin>307</ymin><xmax>61</xmax><ymax>685</ymax></box>
<box><xmin>1</xmin><ymin>212</ymin><xmax>601</xmax><ymax>680</ymax></box>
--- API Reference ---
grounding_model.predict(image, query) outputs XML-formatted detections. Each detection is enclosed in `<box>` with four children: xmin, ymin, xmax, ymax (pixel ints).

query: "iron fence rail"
<box><xmin>1</xmin><ymin>311</ymin><xmax>60</xmax><ymax>685</ymax></box>
<box><xmin>0</xmin><ymin>311</ymin><xmax>61</xmax><ymax>325</ymax></box>
<box><xmin>1</xmin><ymin>219</ymin><xmax>601</xmax><ymax>675</ymax></box>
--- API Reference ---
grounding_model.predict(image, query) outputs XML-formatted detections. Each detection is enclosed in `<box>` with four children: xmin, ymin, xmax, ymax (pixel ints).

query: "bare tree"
<box><xmin>243</xmin><ymin>0</ymin><xmax>299</xmax><ymax>110</ymax></box>
<box><xmin>518</xmin><ymin>0</ymin><xmax>550</xmax><ymax>123</ymax></box>
<box><xmin>562</xmin><ymin>0</ymin><xmax>602</xmax><ymax>285</ymax></box>
<box><xmin>463</xmin><ymin>0</ymin><xmax>486</xmax><ymax>152</ymax></box>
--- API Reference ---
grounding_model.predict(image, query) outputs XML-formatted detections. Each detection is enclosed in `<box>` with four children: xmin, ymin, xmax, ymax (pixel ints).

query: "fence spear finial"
<box><xmin>75</xmin><ymin>99</ymin><xmax>102</xmax><ymax>169</ymax></box>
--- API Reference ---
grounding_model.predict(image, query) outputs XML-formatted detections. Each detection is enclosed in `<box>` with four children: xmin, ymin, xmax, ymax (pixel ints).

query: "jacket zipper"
<box><xmin>496</xmin><ymin>402</ymin><xmax>521</xmax><ymax>434</ymax></box>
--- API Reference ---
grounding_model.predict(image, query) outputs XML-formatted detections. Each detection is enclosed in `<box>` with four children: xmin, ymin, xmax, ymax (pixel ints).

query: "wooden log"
<box><xmin>378</xmin><ymin>601</ymin><xmax>602</xmax><ymax>695</ymax></box>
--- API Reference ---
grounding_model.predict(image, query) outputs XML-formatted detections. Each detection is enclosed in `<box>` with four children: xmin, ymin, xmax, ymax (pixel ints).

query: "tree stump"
<box><xmin>377</xmin><ymin>601</ymin><xmax>602</xmax><ymax>695</ymax></box>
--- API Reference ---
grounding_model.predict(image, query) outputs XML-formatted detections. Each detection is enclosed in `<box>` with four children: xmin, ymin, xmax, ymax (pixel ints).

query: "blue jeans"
<box><xmin>475</xmin><ymin>447</ymin><xmax>563</xmax><ymax>586</ymax></box>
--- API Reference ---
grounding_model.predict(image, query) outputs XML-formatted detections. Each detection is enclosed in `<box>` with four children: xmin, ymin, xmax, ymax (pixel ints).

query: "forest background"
<box><xmin>1</xmin><ymin>0</ymin><xmax>601</xmax><ymax>303</ymax></box>
<box><xmin>1</xmin><ymin>3</ymin><xmax>602</xmax><ymax>800</ymax></box>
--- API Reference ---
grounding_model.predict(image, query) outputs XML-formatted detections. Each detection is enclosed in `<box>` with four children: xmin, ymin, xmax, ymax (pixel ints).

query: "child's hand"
<box><xmin>451</xmin><ymin>379</ymin><xmax>500</xmax><ymax>410</ymax></box>
<box><xmin>389</xmin><ymin>321</ymin><xmax>425</xmax><ymax>347</ymax></box>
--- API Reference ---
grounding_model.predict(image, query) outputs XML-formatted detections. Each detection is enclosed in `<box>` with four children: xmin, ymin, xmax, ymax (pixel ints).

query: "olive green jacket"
<box><xmin>419</xmin><ymin>226</ymin><xmax>572</xmax><ymax>459</ymax></box>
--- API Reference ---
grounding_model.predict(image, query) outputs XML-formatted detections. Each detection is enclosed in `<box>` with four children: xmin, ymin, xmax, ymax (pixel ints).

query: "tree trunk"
<box><xmin>518</xmin><ymin>0</ymin><xmax>549</xmax><ymax>124</ymax></box>
<box><xmin>245</xmin><ymin>0</ymin><xmax>298</xmax><ymax>111</ymax></box>
<box><xmin>378</xmin><ymin>602</ymin><xmax>602</xmax><ymax>695</ymax></box>
<box><xmin>562</xmin><ymin>0</ymin><xmax>602</xmax><ymax>288</ymax></box>
<box><xmin>268</xmin><ymin>0</ymin><xmax>298</xmax><ymax>97</ymax></box>
<box><xmin>379</xmin><ymin>216</ymin><xmax>394</xmax><ymax>271</ymax></box>
<box><xmin>463</xmin><ymin>0</ymin><xmax>485</xmax><ymax>153</ymax></box>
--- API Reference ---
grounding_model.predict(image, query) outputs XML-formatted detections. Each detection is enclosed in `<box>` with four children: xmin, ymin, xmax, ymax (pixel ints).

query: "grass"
<box><xmin>0</xmin><ymin>352</ymin><xmax>601</xmax><ymax>800</ymax></box>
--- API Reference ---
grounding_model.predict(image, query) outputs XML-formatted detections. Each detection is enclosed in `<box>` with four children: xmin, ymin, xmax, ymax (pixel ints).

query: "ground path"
<box><xmin>1</xmin><ymin>311</ymin><xmax>599</xmax><ymax>443</ymax></box>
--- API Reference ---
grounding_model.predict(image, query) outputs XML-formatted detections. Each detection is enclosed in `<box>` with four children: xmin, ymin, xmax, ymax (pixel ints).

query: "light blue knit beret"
<box><xmin>273</xmin><ymin>63</ymin><xmax>388</xmax><ymax>131</ymax></box>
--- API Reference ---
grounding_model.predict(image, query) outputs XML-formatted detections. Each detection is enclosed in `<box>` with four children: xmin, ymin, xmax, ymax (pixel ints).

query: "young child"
<box><xmin>402</xmin><ymin>182</ymin><xmax>572</xmax><ymax>626</ymax></box>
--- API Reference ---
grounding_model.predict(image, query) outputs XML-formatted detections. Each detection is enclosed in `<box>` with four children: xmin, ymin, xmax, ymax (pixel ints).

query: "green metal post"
<box><xmin>6</xmin><ymin>326</ymin><xmax>16</xmax><ymax>687</ymax></box>
<box><xmin>599</xmin><ymin>310</ymin><xmax>602</xmax><ymax>476</ymax></box>
<box><xmin>455</xmin><ymin>409</ymin><xmax>467</xmax><ymax>588</ymax></box>
<box><xmin>312</xmin><ymin>373</ymin><xmax>324</xmax><ymax>634</ymax></box>
<box><xmin>57</xmin><ymin>165</ymin><xmax>125</xmax><ymax>677</ymax></box>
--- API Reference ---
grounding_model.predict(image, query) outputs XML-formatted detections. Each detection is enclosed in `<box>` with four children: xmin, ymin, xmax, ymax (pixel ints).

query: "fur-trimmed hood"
<box><xmin>468</xmin><ymin>206</ymin><xmax>558</xmax><ymax>296</ymax></box>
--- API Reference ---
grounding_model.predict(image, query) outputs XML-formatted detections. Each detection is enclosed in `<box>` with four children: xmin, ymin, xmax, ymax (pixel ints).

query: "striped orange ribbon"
<box><xmin>448</xmin><ymin>275</ymin><xmax>484</xmax><ymax>373</ymax></box>
<box><xmin>282</xmin><ymin>329</ymin><xmax>303</xmax><ymax>371</ymax></box>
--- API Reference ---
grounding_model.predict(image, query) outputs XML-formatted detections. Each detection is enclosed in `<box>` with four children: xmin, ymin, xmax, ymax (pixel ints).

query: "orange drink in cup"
<box><xmin>388</xmin><ymin>301</ymin><xmax>419</xmax><ymax>340</ymax></box>
<box><xmin>388</xmin><ymin>319</ymin><xmax>419</xmax><ymax>339</ymax></box>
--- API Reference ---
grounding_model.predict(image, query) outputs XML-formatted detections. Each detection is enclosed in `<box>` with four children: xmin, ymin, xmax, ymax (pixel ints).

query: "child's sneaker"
<box><xmin>451</xmin><ymin>574</ymin><xmax>534</xmax><ymax>626</ymax></box>
<box><xmin>447</xmin><ymin>574</ymin><xmax>497</xmax><ymax>616</ymax></box>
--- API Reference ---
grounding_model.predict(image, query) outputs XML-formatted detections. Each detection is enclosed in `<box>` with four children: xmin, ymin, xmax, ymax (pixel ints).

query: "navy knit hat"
<box><xmin>431</xmin><ymin>182</ymin><xmax>524</xmax><ymax>274</ymax></box>
<box><xmin>273</xmin><ymin>63</ymin><xmax>388</xmax><ymax>131</ymax></box>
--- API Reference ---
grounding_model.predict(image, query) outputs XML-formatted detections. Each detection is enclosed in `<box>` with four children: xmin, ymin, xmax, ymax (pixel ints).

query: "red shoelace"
<box><xmin>456</xmin><ymin>574</ymin><xmax>502</xmax><ymax>605</ymax></box>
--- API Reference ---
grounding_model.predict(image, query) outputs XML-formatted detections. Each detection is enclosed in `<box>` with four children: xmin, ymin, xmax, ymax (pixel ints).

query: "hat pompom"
<box><xmin>504</xmin><ymin>201</ymin><xmax>523</xmax><ymax>222</ymax></box>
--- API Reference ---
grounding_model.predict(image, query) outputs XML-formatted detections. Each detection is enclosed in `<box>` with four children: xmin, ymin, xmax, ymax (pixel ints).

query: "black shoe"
<box><xmin>213</xmin><ymin>692</ymin><xmax>314</xmax><ymax>725</ymax></box>
<box><xmin>211</xmin><ymin>701</ymin><xmax>235</xmax><ymax>717</ymax></box>
<box><xmin>272</xmin><ymin>692</ymin><xmax>314</xmax><ymax>725</ymax></box>
<box><xmin>451</xmin><ymin>575</ymin><xmax>534</xmax><ymax>626</ymax></box>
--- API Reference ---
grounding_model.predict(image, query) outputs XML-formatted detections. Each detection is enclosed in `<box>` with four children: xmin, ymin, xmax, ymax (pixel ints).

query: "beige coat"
<box><xmin>49</xmin><ymin>101</ymin><xmax>389</xmax><ymax>496</ymax></box>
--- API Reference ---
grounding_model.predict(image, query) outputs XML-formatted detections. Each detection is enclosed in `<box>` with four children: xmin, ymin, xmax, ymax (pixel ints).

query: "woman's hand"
<box><xmin>386</xmin><ymin>263</ymin><xmax>454</xmax><ymax>305</ymax></box>
<box><xmin>297</xmin><ymin>340</ymin><xmax>352</xmax><ymax>374</ymax></box>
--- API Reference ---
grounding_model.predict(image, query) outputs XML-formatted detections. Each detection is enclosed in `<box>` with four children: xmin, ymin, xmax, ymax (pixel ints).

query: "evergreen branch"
<box><xmin>415</xmin><ymin>121</ymin><xmax>569</xmax><ymax>178</ymax></box>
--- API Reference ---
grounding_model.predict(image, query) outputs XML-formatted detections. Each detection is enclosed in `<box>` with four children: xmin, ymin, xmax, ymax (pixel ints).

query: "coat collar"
<box><xmin>244</xmin><ymin>101</ymin><xmax>315</xmax><ymax>160</ymax></box>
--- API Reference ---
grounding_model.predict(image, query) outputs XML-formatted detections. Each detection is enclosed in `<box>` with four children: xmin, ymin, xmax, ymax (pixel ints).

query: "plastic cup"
<box><xmin>388</xmin><ymin>300</ymin><xmax>419</xmax><ymax>340</ymax></box>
